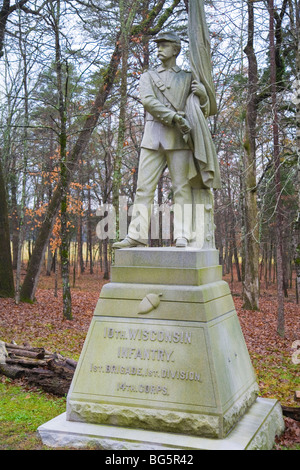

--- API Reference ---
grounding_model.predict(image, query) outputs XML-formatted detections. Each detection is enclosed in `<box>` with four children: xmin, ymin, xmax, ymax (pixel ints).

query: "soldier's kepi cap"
<box><xmin>153</xmin><ymin>32</ymin><xmax>181</xmax><ymax>45</ymax></box>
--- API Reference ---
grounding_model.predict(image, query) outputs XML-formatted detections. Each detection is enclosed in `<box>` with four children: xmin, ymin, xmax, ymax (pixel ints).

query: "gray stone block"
<box><xmin>38</xmin><ymin>398</ymin><xmax>284</xmax><ymax>450</ymax></box>
<box><xmin>37</xmin><ymin>248</ymin><xmax>284</xmax><ymax>450</ymax></box>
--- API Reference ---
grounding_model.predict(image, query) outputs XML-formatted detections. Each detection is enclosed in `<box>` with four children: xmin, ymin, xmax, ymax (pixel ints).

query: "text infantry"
<box><xmin>117</xmin><ymin>347</ymin><xmax>174</xmax><ymax>362</ymax></box>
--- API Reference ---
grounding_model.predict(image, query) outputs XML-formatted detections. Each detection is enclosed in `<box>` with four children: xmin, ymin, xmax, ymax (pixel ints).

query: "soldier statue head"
<box><xmin>153</xmin><ymin>32</ymin><xmax>182</xmax><ymax>64</ymax></box>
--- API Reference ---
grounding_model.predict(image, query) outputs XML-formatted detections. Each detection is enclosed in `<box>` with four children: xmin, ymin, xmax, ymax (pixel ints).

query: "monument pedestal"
<box><xmin>38</xmin><ymin>248</ymin><xmax>284</xmax><ymax>450</ymax></box>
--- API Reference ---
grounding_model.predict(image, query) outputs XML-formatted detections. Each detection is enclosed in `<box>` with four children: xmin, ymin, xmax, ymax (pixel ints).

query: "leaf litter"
<box><xmin>0</xmin><ymin>271</ymin><xmax>299</xmax><ymax>449</ymax></box>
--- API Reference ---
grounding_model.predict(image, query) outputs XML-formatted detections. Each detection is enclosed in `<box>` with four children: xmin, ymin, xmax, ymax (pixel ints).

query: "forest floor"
<box><xmin>0</xmin><ymin>266</ymin><xmax>299</xmax><ymax>450</ymax></box>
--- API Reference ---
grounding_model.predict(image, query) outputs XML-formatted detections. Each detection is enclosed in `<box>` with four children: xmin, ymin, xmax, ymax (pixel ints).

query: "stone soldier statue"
<box><xmin>113</xmin><ymin>31</ymin><xmax>221</xmax><ymax>249</ymax></box>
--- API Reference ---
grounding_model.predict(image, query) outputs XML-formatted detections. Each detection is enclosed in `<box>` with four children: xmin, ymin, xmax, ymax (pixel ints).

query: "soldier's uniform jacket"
<box><xmin>139</xmin><ymin>65</ymin><xmax>192</xmax><ymax>151</ymax></box>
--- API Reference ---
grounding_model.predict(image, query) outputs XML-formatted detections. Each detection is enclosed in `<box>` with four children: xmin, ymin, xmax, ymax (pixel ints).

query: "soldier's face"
<box><xmin>157</xmin><ymin>41</ymin><xmax>177</xmax><ymax>62</ymax></box>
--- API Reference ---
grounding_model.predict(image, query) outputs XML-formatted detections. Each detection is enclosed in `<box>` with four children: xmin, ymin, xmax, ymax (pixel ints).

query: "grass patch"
<box><xmin>0</xmin><ymin>378</ymin><xmax>66</xmax><ymax>450</ymax></box>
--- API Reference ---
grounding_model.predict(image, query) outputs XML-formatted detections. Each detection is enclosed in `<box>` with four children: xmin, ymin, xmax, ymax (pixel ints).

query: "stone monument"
<box><xmin>38</xmin><ymin>1</ymin><xmax>284</xmax><ymax>450</ymax></box>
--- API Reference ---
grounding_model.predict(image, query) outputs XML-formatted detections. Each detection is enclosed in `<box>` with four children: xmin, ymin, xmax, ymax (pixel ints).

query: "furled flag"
<box><xmin>185</xmin><ymin>0</ymin><xmax>221</xmax><ymax>189</ymax></box>
<box><xmin>188</xmin><ymin>0</ymin><xmax>217</xmax><ymax>116</ymax></box>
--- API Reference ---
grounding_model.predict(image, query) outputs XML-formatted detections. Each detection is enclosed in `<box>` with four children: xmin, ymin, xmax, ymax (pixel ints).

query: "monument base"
<box><xmin>37</xmin><ymin>248</ymin><xmax>284</xmax><ymax>450</ymax></box>
<box><xmin>37</xmin><ymin>397</ymin><xmax>284</xmax><ymax>450</ymax></box>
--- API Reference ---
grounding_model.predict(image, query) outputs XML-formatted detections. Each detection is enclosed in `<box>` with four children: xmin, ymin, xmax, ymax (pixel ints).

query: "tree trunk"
<box><xmin>103</xmin><ymin>238</ymin><xmax>109</xmax><ymax>280</ymax></box>
<box><xmin>87</xmin><ymin>183</ymin><xmax>93</xmax><ymax>274</ymax></box>
<box><xmin>46</xmin><ymin>243</ymin><xmax>52</xmax><ymax>276</ymax></box>
<box><xmin>0</xmin><ymin>156</ymin><xmax>14</xmax><ymax>298</ymax></box>
<box><xmin>226</xmin><ymin>153</ymin><xmax>242</xmax><ymax>282</ymax></box>
<box><xmin>269</xmin><ymin>0</ymin><xmax>285</xmax><ymax>336</ymax></box>
<box><xmin>0</xmin><ymin>0</ymin><xmax>26</xmax><ymax>298</ymax></box>
<box><xmin>78</xmin><ymin>211</ymin><xmax>85</xmax><ymax>275</ymax></box>
<box><xmin>54</xmin><ymin>0</ymin><xmax>72</xmax><ymax>320</ymax></box>
<box><xmin>242</xmin><ymin>1</ymin><xmax>260</xmax><ymax>310</ymax></box>
<box><xmin>11</xmin><ymin>159</ymin><xmax>19</xmax><ymax>270</ymax></box>
<box><xmin>293</xmin><ymin>0</ymin><xmax>300</xmax><ymax>303</ymax></box>
<box><xmin>15</xmin><ymin>22</ymin><xmax>29</xmax><ymax>304</ymax></box>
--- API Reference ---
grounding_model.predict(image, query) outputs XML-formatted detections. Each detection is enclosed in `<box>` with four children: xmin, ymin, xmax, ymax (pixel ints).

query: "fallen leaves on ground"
<box><xmin>0</xmin><ymin>273</ymin><xmax>107</xmax><ymax>358</ymax></box>
<box><xmin>275</xmin><ymin>418</ymin><xmax>300</xmax><ymax>449</ymax></box>
<box><xmin>0</xmin><ymin>270</ymin><xmax>299</xmax><ymax>449</ymax></box>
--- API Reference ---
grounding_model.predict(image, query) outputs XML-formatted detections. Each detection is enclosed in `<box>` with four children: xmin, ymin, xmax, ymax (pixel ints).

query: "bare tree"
<box><xmin>291</xmin><ymin>0</ymin><xmax>300</xmax><ymax>302</ymax></box>
<box><xmin>242</xmin><ymin>0</ymin><xmax>260</xmax><ymax>310</ymax></box>
<box><xmin>0</xmin><ymin>0</ymin><xmax>33</xmax><ymax>298</ymax></box>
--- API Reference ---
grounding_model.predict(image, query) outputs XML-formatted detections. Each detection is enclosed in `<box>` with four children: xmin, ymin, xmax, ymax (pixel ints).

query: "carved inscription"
<box><xmin>87</xmin><ymin>324</ymin><xmax>202</xmax><ymax>398</ymax></box>
<box><xmin>103</xmin><ymin>327</ymin><xmax>192</xmax><ymax>343</ymax></box>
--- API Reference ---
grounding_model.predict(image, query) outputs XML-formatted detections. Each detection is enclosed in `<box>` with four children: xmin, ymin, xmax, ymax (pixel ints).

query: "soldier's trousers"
<box><xmin>127</xmin><ymin>147</ymin><xmax>193</xmax><ymax>243</ymax></box>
